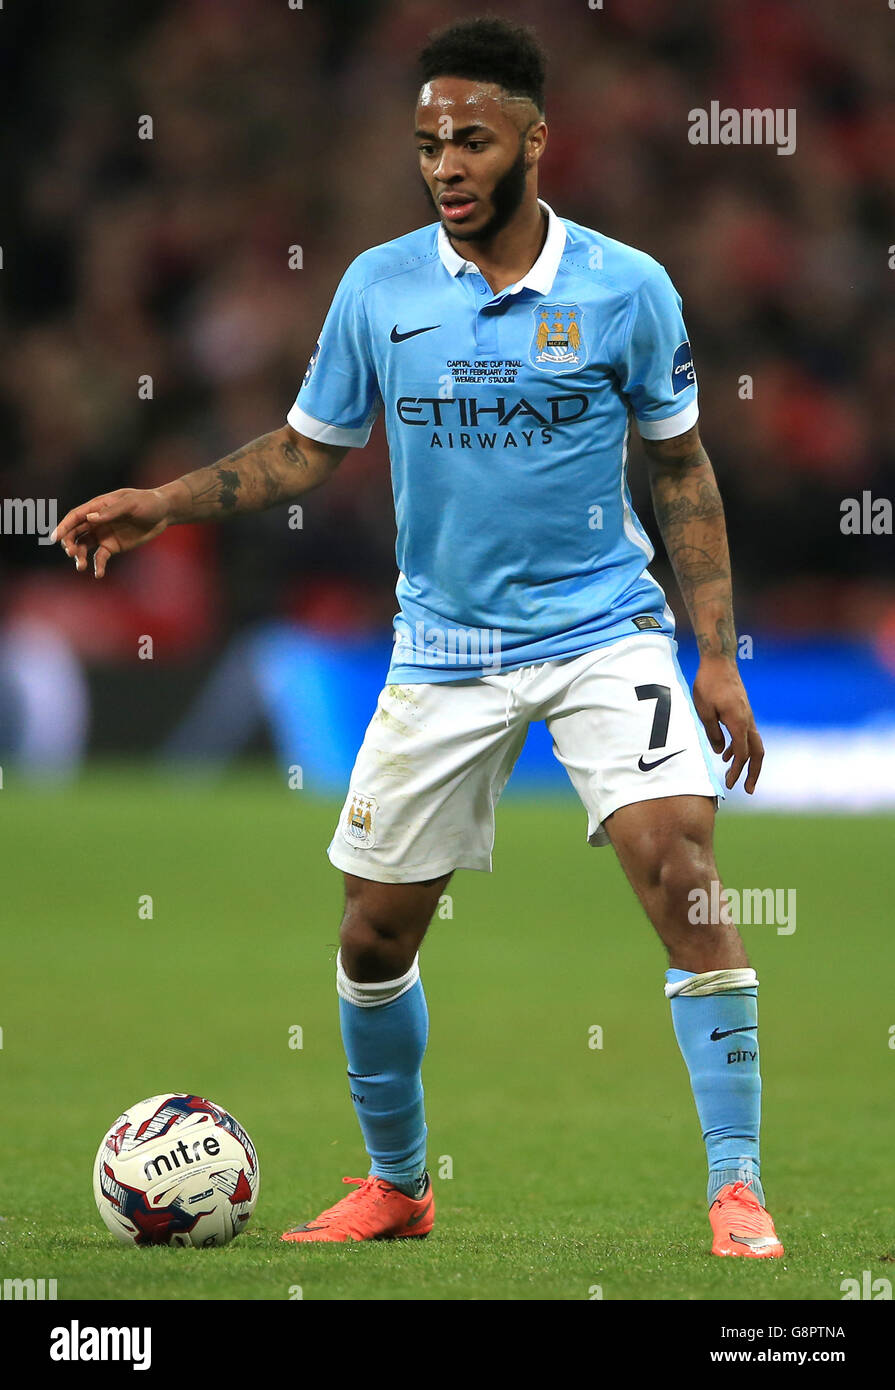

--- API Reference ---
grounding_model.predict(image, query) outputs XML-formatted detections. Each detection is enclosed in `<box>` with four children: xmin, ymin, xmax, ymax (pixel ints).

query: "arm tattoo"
<box><xmin>215</xmin><ymin>467</ymin><xmax>241</xmax><ymax>511</ymax></box>
<box><xmin>187</xmin><ymin>464</ymin><xmax>242</xmax><ymax>512</ymax></box>
<box><xmin>282</xmin><ymin>438</ymin><xmax>306</xmax><ymax>467</ymax></box>
<box><xmin>171</xmin><ymin>430</ymin><xmax>327</xmax><ymax>521</ymax></box>
<box><xmin>644</xmin><ymin>429</ymin><xmax>738</xmax><ymax>659</ymax></box>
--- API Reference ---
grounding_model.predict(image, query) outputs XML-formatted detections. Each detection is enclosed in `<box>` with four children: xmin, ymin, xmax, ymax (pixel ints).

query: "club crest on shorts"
<box><xmin>343</xmin><ymin>792</ymin><xmax>378</xmax><ymax>849</ymax></box>
<box><xmin>530</xmin><ymin>303</ymin><xmax>585</xmax><ymax>373</ymax></box>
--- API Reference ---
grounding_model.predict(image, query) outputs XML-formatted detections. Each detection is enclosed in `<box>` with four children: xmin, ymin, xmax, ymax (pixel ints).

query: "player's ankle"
<box><xmin>384</xmin><ymin>1170</ymin><xmax>429</xmax><ymax>1199</ymax></box>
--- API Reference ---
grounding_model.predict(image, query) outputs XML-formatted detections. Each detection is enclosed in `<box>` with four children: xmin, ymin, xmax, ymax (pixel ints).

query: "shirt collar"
<box><xmin>436</xmin><ymin>198</ymin><xmax>566</xmax><ymax>296</ymax></box>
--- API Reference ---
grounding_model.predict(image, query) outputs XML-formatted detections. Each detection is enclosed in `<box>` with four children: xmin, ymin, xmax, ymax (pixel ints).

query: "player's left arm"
<box><xmin>642</xmin><ymin>424</ymin><xmax>764</xmax><ymax>793</ymax></box>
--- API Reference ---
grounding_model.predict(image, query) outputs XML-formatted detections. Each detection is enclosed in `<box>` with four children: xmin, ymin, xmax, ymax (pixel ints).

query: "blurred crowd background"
<box><xmin>1</xmin><ymin>0</ymin><xmax>893</xmax><ymax>782</ymax></box>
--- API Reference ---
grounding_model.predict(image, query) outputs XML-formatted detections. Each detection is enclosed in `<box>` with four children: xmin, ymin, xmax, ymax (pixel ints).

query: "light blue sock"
<box><xmin>666</xmin><ymin>967</ymin><xmax>764</xmax><ymax>1207</ymax></box>
<box><xmin>337</xmin><ymin>952</ymin><xmax>428</xmax><ymax>1193</ymax></box>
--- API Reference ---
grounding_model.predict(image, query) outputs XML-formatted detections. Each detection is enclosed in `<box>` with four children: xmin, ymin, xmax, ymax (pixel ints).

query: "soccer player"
<box><xmin>54</xmin><ymin>18</ymin><xmax>782</xmax><ymax>1258</ymax></box>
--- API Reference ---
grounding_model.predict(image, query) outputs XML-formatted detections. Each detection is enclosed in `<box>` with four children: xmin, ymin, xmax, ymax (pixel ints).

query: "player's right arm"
<box><xmin>56</xmin><ymin>250</ymin><xmax>380</xmax><ymax>578</ymax></box>
<box><xmin>52</xmin><ymin>426</ymin><xmax>345</xmax><ymax>578</ymax></box>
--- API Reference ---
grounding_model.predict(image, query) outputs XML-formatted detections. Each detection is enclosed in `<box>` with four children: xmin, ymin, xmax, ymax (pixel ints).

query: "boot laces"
<box><xmin>718</xmin><ymin>1179</ymin><xmax>770</xmax><ymax>1235</ymax></box>
<box><xmin>309</xmin><ymin>1176</ymin><xmax>391</xmax><ymax>1229</ymax></box>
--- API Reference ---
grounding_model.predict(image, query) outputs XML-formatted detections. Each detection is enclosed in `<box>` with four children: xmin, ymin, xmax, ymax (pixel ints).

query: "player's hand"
<box><xmin>693</xmin><ymin>656</ymin><xmax>764</xmax><ymax>794</ymax></box>
<box><xmin>52</xmin><ymin>488</ymin><xmax>171</xmax><ymax>578</ymax></box>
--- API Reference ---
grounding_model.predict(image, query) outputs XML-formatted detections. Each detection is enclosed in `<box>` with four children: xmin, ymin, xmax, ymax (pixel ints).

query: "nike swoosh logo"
<box><xmin>637</xmin><ymin>749</ymin><xmax>684</xmax><ymax>772</ymax></box>
<box><xmin>406</xmin><ymin>1196</ymin><xmax>433</xmax><ymax>1227</ymax></box>
<box><xmin>710</xmin><ymin>1025</ymin><xmax>758</xmax><ymax>1041</ymax></box>
<box><xmin>730</xmin><ymin>1232</ymin><xmax>778</xmax><ymax>1250</ymax></box>
<box><xmin>390</xmin><ymin>324</ymin><xmax>441</xmax><ymax>342</ymax></box>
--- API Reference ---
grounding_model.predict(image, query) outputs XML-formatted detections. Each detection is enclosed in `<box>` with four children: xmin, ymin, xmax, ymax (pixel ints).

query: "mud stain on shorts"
<box><xmin>374</xmin><ymin>703</ymin><xmax>412</xmax><ymax>737</ymax></box>
<box><xmin>388</xmin><ymin>685</ymin><xmax>421</xmax><ymax>706</ymax></box>
<box><xmin>371</xmin><ymin>746</ymin><xmax>415</xmax><ymax>780</ymax></box>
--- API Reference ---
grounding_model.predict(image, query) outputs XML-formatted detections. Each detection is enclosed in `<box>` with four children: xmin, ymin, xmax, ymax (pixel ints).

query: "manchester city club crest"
<box><xmin>530</xmin><ymin>303</ymin><xmax>586</xmax><ymax>374</ymax></box>
<box><xmin>343</xmin><ymin>791</ymin><xmax>378</xmax><ymax>849</ymax></box>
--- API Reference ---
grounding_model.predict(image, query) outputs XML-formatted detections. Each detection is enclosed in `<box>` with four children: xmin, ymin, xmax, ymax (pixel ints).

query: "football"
<box><xmin>93</xmin><ymin>1094</ymin><xmax>259</xmax><ymax>1247</ymax></box>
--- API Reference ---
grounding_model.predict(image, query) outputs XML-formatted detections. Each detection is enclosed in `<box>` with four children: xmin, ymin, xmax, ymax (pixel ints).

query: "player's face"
<box><xmin>415</xmin><ymin>78</ymin><xmax>544</xmax><ymax>242</ymax></box>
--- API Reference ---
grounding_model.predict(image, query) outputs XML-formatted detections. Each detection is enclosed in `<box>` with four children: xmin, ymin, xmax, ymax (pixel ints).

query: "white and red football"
<box><xmin>93</xmin><ymin>1093</ymin><xmax>259</xmax><ymax>1247</ymax></box>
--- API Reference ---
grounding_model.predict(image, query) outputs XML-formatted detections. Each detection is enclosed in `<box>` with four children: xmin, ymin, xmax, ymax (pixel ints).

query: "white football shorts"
<box><xmin>327</xmin><ymin>633</ymin><xmax>724</xmax><ymax>883</ymax></box>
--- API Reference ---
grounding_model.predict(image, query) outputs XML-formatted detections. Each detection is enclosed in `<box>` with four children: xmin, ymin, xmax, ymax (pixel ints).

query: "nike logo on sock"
<box><xmin>710</xmin><ymin>1025</ymin><xmax>758</xmax><ymax>1041</ymax></box>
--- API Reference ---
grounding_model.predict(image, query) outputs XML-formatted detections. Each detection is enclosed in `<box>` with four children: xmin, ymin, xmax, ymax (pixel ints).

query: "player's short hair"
<box><xmin>418</xmin><ymin>16</ymin><xmax>547</xmax><ymax>115</ymax></box>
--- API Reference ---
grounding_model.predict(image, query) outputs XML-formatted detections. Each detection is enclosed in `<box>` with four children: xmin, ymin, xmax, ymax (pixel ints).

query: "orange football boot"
<box><xmin>709</xmin><ymin>1180</ymin><xmax>784</xmax><ymax>1258</ymax></box>
<box><xmin>281</xmin><ymin>1175</ymin><xmax>434</xmax><ymax>1243</ymax></box>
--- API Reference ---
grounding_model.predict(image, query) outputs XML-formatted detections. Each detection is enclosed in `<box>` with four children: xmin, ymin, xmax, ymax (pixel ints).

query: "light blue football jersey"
<box><xmin>288</xmin><ymin>200</ymin><xmax>699</xmax><ymax>682</ymax></box>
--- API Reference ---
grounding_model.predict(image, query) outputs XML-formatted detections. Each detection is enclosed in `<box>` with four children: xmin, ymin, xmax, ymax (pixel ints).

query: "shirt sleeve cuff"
<box><xmin>287</xmin><ymin>401</ymin><xmax>376</xmax><ymax>448</ymax></box>
<box><xmin>636</xmin><ymin>396</ymin><xmax>699</xmax><ymax>441</ymax></box>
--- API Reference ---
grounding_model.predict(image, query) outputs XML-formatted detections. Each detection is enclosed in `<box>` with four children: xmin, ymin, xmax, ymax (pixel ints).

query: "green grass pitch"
<box><xmin>1</xmin><ymin>765</ymin><xmax>891</xmax><ymax>1300</ymax></box>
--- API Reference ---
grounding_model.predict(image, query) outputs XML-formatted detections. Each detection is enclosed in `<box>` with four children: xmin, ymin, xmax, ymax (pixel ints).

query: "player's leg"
<box><xmin>282</xmin><ymin>675</ymin><xmax>529</xmax><ymax>1243</ymax></box>
<box><xmin>605</xmin><ymin>794</ymin><xmax>782</xmax><ymax>1255</ymax></box>
<box><xmin>282</xmin><ymin>873</ymin><xmax>444</xmax><ymax>1244</ymax></box>
<box><xmin>603</xmin><ymin>793</ymin><xmax>742</xmax><ymax>971</ymax></box>
<box><xmin>339</xmin><ymin>869</ymin><xmax>449</xmax><ymax>981</ymax></box>
<box><xmin>605</xmin><ymin>793</ymin><xmax>759</xmax><ymax>1186</ymax></box>
<box><xmin>337</xmin><ymin>869</ymin><xmax>448</xmax><ymax>1197</ymax></box>
<box><xmin>545</xmin><ymin>634</ymin><xmax>782</xmax><ymax>1255</ymax></box>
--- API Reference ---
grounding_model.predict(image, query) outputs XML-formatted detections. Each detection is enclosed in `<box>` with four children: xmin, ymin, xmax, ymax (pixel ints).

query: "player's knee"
<box><xmin>341</xmin><ymin>892</ymin><xmax>395</xmax><ymax>939</ymax></box>
<box><xmin>652</xmin><ymin>840</ymin><xmax>747</xmax><ymax>962</ymax></box>
<box><xmin>337</xmin><ymin>922</ymin><xmax>408</xmax><ymax>978</ymax></box>
<box><xmin>338</xmin><ymin>879</ymin><xmax>439</xmax><ymax>980</ymax></box>
<box><xmin>653</xmin><ymin>834</ymin><xmax>717</xmax><ymax>915</ymax></box>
